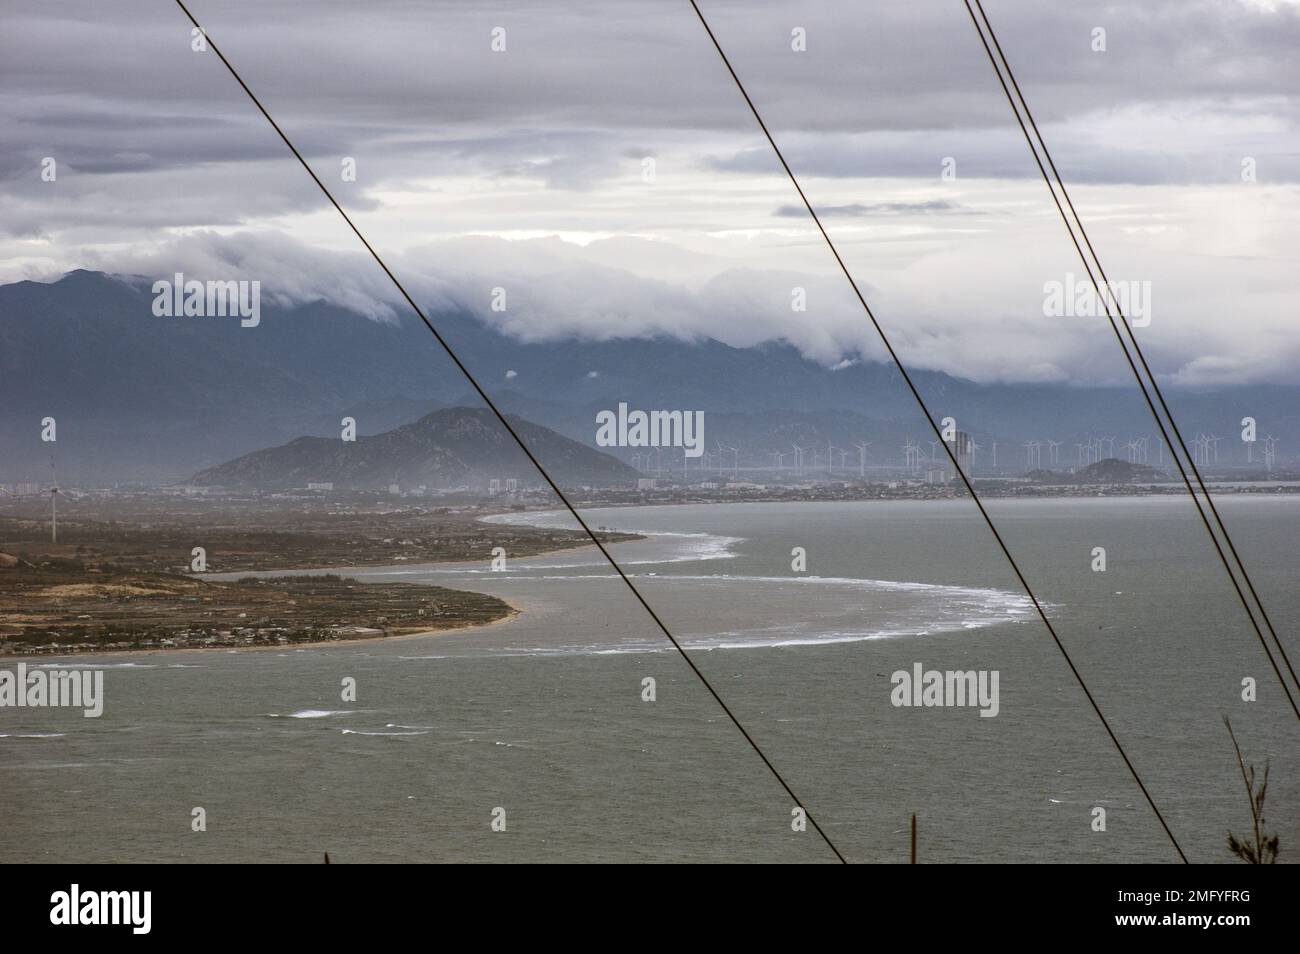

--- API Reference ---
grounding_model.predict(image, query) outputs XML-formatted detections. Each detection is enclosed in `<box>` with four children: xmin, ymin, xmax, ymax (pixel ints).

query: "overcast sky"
<box><xmin>2</xmin><ymin>0</ymin><xmax>1298</xmax><ymax>387</ymax></box>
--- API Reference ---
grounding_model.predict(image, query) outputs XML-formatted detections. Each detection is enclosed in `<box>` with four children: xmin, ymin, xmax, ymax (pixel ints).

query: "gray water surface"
<box><xmin>3</xmin><ymin>497</ymin><xmax>1296</xmax><ymax>863</ymax></box>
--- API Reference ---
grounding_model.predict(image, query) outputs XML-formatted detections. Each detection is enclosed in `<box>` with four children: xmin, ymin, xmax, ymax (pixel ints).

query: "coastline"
<box><xmin>0</xmin><ymin>604</ymin><xmax>523</xmax><ymax>661</ymax></box>
<box><xmin>0</xmin><ymin>524</ymin><xmax>626</xmax><ymax>661</ymax></box>
<box><xmin>19</xmin><ymin>491</ymin><xmax>1289</xmax><ymax>661</ymax></box>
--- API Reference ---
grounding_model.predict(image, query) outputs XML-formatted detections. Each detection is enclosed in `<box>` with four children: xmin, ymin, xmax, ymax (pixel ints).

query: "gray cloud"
<box><xmin>1</xmin><ymin>0</ymin><xmax>1296</xmax><ymax>191</ymax></box>
<box><xmin>773</xmin><ymin>200</ymin><xmax>974</xmax><ymax>217</ymax></box>
<box><xmin>54</xmin><ymin>226</ymin><xmax>1300</xmax><ymax>391</ymax></box>
<box><xmin>1</xmin><ymin>0</ymin><xmax>1297</xmax><ymax>388</ymax></box>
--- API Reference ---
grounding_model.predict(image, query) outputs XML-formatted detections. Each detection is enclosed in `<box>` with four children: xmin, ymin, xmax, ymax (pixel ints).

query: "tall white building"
<box><xmin>945</xmin><ymin>431</ymin><xmax>973</xmax><ymax>482</ymax></box>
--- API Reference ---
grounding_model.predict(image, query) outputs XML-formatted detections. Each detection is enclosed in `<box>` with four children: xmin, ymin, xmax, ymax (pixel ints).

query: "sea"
<box><xmin>2</xmin><ymin>497</ymin><xmax>1297</xmax><ymax>863</ymax></box>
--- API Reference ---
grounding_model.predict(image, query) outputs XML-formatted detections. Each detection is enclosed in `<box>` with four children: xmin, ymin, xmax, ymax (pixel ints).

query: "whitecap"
<box><xmin>269</xmin><ymin>709</ymin><xmax>355</xmax><ymax>719</ymax></box>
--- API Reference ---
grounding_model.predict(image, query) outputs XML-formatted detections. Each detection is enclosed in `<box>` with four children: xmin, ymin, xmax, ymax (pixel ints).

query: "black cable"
<box><xmin>171</xmin><ymin>0</ymin><xmax>848</xmax><ymax>863</ymax></box>
<box><xmin>964</xmin><ymin>0</ymin><xmax>1300</xmax><ymax>719</ymax></box>
<box><xmin>688</xmin><ymin>0</ymin><xmax>1188</xmax><ymax>862</ymax></box>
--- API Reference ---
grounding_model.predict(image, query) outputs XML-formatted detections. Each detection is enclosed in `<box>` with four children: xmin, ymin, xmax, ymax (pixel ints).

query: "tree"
<box><xmin>1223</xmin><ymin>716</ymin><xmax>1279</xmax><ymax>864</ymax></box>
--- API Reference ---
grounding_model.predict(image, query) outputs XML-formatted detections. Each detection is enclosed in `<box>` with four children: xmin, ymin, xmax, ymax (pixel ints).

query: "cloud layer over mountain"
<box><xmin>2</xmin><ymin>0</ymin><xmax>1297</xmax><ymax>387</ymax></box>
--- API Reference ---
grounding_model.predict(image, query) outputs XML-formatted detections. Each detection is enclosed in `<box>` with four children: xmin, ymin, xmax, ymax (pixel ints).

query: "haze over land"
<box><xmin>1</xmin><ymin>271</ymin><xmax>1295</xmax><ymax>482</ymax></box>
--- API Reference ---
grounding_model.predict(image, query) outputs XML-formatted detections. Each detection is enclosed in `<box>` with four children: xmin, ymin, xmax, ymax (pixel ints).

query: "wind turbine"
<box><xmin>854</xmin><ymin>441</ymin><xmax>871</xmax><ymax>478</ymax></box>
<box><xmin>791</xmin><ymin>444</ymin><xmax>804</xmax><ymax>477</ymax></box>
<box><xmin>1263</xmin><ymin>436</ymin><xmax>1278</xmax><ymax>473</ymax></box>
<box><xmin>18</xmin><ymin>457</ymin><xmax>76</xmax><ymax>544</ymax></box>
<box><xmin>44</xmin><ymin>457</ymin><xmax>64</xmax><ymax>544</ymax></box>
<box><xmin>1190</xmin><ymin>433</ymin><xmax>1207</xmax><ymax>466</ymax></box>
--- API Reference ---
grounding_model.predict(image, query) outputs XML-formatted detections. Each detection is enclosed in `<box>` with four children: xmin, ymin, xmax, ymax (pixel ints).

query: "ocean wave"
<box><xmin>480</xmin><ymin>510</ymin><xmax>740</xmax><ymax>567</ymax></box>
<box><xmin>416</xmin><ymin>571</ymin><xmax>1038</xmax><ymax>658</ymax></box>
<box><xmin>269</xmin><ymin>709</ymin><xmax>355</xmax><ymax>719</ymax></box>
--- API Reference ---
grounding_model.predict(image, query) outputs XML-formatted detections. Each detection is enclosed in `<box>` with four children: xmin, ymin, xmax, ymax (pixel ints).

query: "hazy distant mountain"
<box><xmin>1024</xmin><ymin>458</ymin><xmax>1167</xmax><ymax>483</ymax></box>
<box><xmin>1066</xmin><ymin>458</ymin><xmax>1166</xmax><ymax>483</ymax></box>
<box><xmin>2</xmin><ymin>271</ymin><xmax>1296</xmax><ymax>482</ymax></box>
<box><xmin>191</xmin><ymin>407</ymin><xmax>638</xmax><ymax>491</ymax></box>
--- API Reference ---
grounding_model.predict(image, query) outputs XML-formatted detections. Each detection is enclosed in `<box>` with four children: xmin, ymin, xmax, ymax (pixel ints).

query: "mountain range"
<box><xmin>2</xmin><ymin>270</ymin><xmax>1294</xmax><ymax>482</ymax></box>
